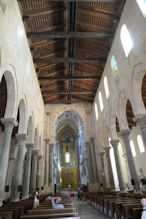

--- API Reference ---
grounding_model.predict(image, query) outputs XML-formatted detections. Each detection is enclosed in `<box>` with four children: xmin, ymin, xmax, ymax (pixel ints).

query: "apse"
<box><xmin>54</xmin><ymin>110</ymin><xmax>84</xmax><ymax>190</ymax></box>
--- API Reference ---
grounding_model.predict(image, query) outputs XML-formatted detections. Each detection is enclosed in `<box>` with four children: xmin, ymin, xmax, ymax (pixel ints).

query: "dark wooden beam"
<box><xmin>44</xmin><ymin>99</ymin><xmax>93</xmax><ymax>104</ymax></box>
<box><xmin>42</xmin><ymin>90</ymin><xmax>96</xmax><ymax>95</ymax></box>
<box><xmin>27</xmin><ymin>31</ymin><xmax>113</xmax><ymax>39</ymax></box>
<box><xmin>38</xmin><ymin>76</ymin><xmax>100</xmax><ymax>80</ymax></box>
<box><xmin>34</xmin><ymin>57</ymin><xmax>106</xmax><ymax>64</ymax></box>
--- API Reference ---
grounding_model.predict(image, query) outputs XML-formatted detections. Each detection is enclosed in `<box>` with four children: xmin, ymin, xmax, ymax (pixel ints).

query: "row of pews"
<box><xmin>82</xmin><ymin>191</ymin><xmax>146</xmax><ymax>219</ymax></box>
<box><xmin>0</xmin><ymin>193</ymin><xmax>80</xmax><ymax>219</ymax></box>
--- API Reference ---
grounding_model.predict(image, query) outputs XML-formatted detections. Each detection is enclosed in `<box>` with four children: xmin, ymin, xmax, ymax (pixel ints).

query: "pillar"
<box><xmin>11</xmin><ymin>133</ymin><xmax>27</xmax><ymax>201</ymax></box>
<box><xmin>0</xmin><ymin>118</ymin><xmax>17</xmax><ymax>206</ymax></box>
<box><xmin>30</xmin><ymin>150</ymin><xmax>39</xmax><ymax>193</ymax></box>
<box><xmin>36</xmin><ymin>155</ymin><xmax>42</xmax><ymax>190</ymax></box>
<box><xmin>110</xmin><ymin>140</ymin><xmax>125</xmax><ymax>191</ymax></box>
<box><xmin>44</xmin><ymin>139</ymin><xmax>49</xmax><ymax>191</ymax></box>
<box><xmin>86</xmin><ymin>142</ymin><xmax>94</xmax><ymax>184</ymax></box>
<box><xmin>49</xmin><ymin>143</ymin><xmax>54</xmax><ymax>185</ymax></box>
<box><xmin>90</xmin><ymin>137</ymin><xmax>99</xmax><ymax>183</ymax></box>
<box><xmin>104</xmin><ymin>147</ymin><xmax>115</xmax><ymax>190</ymax></box>
<box><xmin>120</xmin><ymin>129</ymin><xmax>140</xmax><ymax>191</ymax></box>
<box><xmin>98</xmin><ymin>152</ymin><xmax>106</xmax><ymax>190</ymax></box>
<box><xmin>23</xmin><ymin>143</ymin><xmax>33</xmax><ymax>199</ymax></box>
<box><xmin>133</xmin><ymin>115</ymin><xmax>146</xmax><ymax>148</ymax></box>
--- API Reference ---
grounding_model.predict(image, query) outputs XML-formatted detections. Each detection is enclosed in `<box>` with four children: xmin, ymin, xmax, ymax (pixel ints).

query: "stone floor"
<box><xmin>71</xmin><ymin>197</ymin><xmax>108</xmax><ymax>219</ymax></box>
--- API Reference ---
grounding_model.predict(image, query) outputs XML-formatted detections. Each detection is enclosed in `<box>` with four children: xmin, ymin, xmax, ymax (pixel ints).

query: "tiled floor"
<box><xmin>71</xmin><ymin>197</ymin><xmax>108</xmax><ymax>219</ymax></box>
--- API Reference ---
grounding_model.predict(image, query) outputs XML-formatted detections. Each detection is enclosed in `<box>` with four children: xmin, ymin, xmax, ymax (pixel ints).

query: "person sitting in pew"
<box><xmin>141</xmin><ymin>198</ymin><xmax>146</xmax><ymax>219</ymax></box>
<box><xmin>52</xmin><ymin>197</ymin><xmax>64</xmax><ymax>209</ymax></box>
<box><xmin>33</xmin><ymin>194</ymin><xmax>39</xmax><ymax>209</ymax></box>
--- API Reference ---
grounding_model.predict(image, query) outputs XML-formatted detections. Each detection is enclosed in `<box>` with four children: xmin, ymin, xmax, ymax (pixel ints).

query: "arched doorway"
<box><xmin>54</xmin><ymin>110</ymin><xmax>84</xmax><ymax>190</ymax></box>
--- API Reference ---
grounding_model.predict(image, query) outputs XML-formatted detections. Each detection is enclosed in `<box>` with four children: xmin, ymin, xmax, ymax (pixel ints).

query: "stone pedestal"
<box><xmin>133</xmin><ymin>114</ymin><xmax>146</xmax><ymax>149</ymax></box>
<box><xmin>110</xmin><ymin>140</ymin><xmax>125</xmax><ymax>191</ymax></box>
<box><xmin>0</xmin><ymin>118</ymin><xmax>17</xmax><ymax>206</ymax></box>
<box><xmin>30</xmin><ymin>150</ymin><xmax>39</xmax><ymax>193</ymax></box>
<box><xmin>120</xmin><ymin>129</ymin><xmax>140</xmax><ymax>191</ymax></box>
<box><xmin>104</xmin><ymin>147</ymin><xmax>115</xmax><ymax>190</ymax></box>
<box><xmin>23</xmin><ymin>143</ymin><xmax>33</xmax><ymax>199</ymax></box>
<box><xmin>44</xmin><ymin>139</ymin><xmax>49</xmax><ymax>192</ymax></box>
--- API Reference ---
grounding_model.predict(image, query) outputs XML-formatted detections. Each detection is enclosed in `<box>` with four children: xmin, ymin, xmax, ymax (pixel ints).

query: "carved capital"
<box><xmin>44</xmin><ymin>138</ymin><xmax>49</xmax><ymax>144</ymax></box>
<box><xmin>26</xmin><ymin>143</ymin><xmax>33</xmax><ymax>151</ymax></box>
<box><xmin>104</xmin><ymin>147</ymin><xmax>111</xmax><ymax>153</ymax></box>
<box><xmin>32</xmin><ymin>150</ymin><xmax>39</xmax><ymax>156</ymax></box>
<box><xmin>133</xmin><ymin>114</ymin><xmax>146</xmax><ymax>128</ymax></box>
<box><xmin>110</xmin><ymin>139</ymin><xmax>119</xmax><ymax>148</ymax></box>
<box><xmin>16</xmin><ymin>133</ymin><xmax>27</xmax><ymax>145</ymax></box>
<box><xmin>38</xmin><ymin>155</ymin><xmax>43</xmax><ymax>160</ymax></box>
<box><xmin>98</xmin><ymin>151</ymin><xmax>105</xmax><ymax>157</ymax></box>
<box><xmin>1</xmin><ymin>118</ymin><xmax>18</xmax><ymax>133</ymax></box>
<box><xmin>120</xmin><ymin>129</ymin><xmax>130</xmax><ymax>138</ymax></box>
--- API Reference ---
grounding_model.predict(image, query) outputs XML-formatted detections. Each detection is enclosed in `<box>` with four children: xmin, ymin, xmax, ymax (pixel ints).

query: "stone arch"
<box><xmin>0</xmin><ymin>70</ymin><xmax>17</xmax><ymax>118</ymax></box>
<box><xmin>27</xmin><ymin>115</ymin><xmax>34</xmax><ymax>143</ymax></box>
<box><xmin>131</xmin><ymin>63</ymin><xmax>146</xmax><ymax>115</ymax></box>
<box><xmin>117</xmin><ymin>92</ymin><xmax>129</xmax><ymax>130</ymax></box>
<box><xmin>17</xmin><ymin>98</ymin><xmax>27</xmax><ymax>134</ymax></box>
<box><xmin>0</xmin><ymin>0</ymin><xmax>8</xmax><ymax>13</ymax></box>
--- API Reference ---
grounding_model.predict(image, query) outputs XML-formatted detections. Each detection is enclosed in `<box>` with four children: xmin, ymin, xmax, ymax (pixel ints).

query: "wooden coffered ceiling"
<box><xmin>18</xmin><ymin>0</ymin><xmax>125</xmax><ymax>104</ymax></box>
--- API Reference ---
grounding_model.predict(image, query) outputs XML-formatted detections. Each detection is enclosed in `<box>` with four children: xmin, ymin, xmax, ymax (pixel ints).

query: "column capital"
<box><xmin>104</xmin><ymin>147</ymin><xmax>111</xmax><ymax>153</ymax></box>
<box><xmin>110</xmin><ymin>139</ymin><xmax>119</xmax><ymax>148</ymax></box>
<box><xmin>44</xmin><ymin>138</ymin><xmax>49</xmax><ymax>144</ymax></box>
<box><xmin>32</xmin><ymin>150</ymin><xmax>39</xmax><ymax>156</ymax></box>
<box><xmin>38</xmin><ymin>155</ymin><xmax>43</xmax><ymax>160</ymax></box>
<box><xmin>133</xmin><ymin>114</ymin><xmax>146</xmax><ymax>128</ymax></box>
<box><xmin>1</xmin><ymin>118</ymin><xmax>18</xmax><ymax>132</ymax></box>
<box><xmin>90</xmin><ymin>136</ymin><xmax>96</xmax><ymax>141</ymax></box>
<box><xmin>98</xmin><ymin>151</ymin><xmax>105</xmax><ymax>157</ymax></box>
<box><xmin>16</xmin><ymin>133</ymin><xmax>27</xmax><ymax>144</ymax></box>
<box><xmin>119</xmin><ymin>129</ymin><xmax>130</xmax><ymax>137</ymax></box>
<box><xmin>26</xmin><ymin>143</ymin><xmax>33</xmax><ymax>150</ymax></box>
<box><xmin>46</xmin><ymin>112</ymin><xmax>50</xmax><ymax>116</ymax></box>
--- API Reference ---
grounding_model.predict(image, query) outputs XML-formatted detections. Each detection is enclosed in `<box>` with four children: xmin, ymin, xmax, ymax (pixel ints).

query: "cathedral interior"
<box><xmin>0</xmin><ymin>0</ymin><xmax>146</xmax><ymax>218</ymax></box>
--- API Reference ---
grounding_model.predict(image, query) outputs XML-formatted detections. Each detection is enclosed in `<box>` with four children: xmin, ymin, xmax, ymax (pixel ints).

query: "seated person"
<box><xmin>52</xmin><ymin>197</ymin><xmax>64</xmax><ymax>209</ymax></box>
<box><xmin>33</xmin><ymin>195</ymin><xmax>39</xmax><ymax>209</ymax></box>
<box><xmin>141</xmin><ymin>198</ymin><xmax>146</xmax><ymax>219</ymax></box>
<box><xmin>45</xmin><ymin>196</ymin><xmax>52</xmax><ymax>201</ymax></box>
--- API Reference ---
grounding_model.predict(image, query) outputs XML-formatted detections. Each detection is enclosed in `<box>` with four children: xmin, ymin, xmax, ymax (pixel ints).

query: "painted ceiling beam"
<box><xmin>38</xmin><ymin>76</ymin><xmax>100</xmax><ymax>80</ymax></box>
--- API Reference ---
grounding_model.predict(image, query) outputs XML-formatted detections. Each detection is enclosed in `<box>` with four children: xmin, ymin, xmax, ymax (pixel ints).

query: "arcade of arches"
<box><xmin>0</xmin><ymin>0</ymin><xmax>146</xmax><ymax>209</ymax></box>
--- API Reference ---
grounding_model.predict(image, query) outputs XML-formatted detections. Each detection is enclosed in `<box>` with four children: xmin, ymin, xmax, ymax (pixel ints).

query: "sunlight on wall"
<box><xmin>104</xmin><ymin>76</ymin><xmax>110</xmax><ymax>99</ymax></box>
<box><xmin>109</xmin><ymin>138</ymin><xmax>120</xmax><ymax>191</ymax></box>
<box><xmin>136</xmin><ymin>0</ymin><xmax>146</xmax><ymax>17</ymax></box>
<box><xmin>130</xmin><ymin>140</ymin><xmax>136</xmax><ymax>157</ymax></box>
<box><xmin>120</xmin><ymin>24</ymin><xmax>133</xmax><ymax>57</ymax></box>
<box><xmin>137</xmin><ymin>135</ymin><xmax>145</xmax><ymax>153</ymax></box>
<box><xmin>95</xmin><ymin>103</ymin><xmax>98</xmax><ymax>120</ymax></box>
<box><xmin>99</xmin><ymin>91</ymin><xmax>104</xmax><ymax>112</ymax></box>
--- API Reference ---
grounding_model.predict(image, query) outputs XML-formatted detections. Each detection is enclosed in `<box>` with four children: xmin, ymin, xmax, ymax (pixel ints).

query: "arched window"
<box><xmin>95</xmin><ymin>103</ymin><xmax>98</xmax><ymax>120</ymax></box>
<box><xmin>111</xmin><ymin>55</ymin><xmax>118</xmax><ymax>76</ymax></box>
<box><xmin>120</xmin><ymin>24</ymin><xmax>133</xmax><ymax>57</ymax></box>
<box><xmin>99</xmin><ymin>91</ymin><xmax>104</xmax><ymax>112</ymax></box>
<box><xmin>137</xmin><ymin>135</ymin><xmax>145</xmax><ymax>153</ymax></box>
<box><xmin>136</xmin><ymin>0</ymin><xmax>146</xmax><ymax>17</ymax></box>
<box><xmin>65</xmin><ymin>152</ymin><xmax>70</xmax><ymax>163</ymax></box>
<box><xmin>104</xmin><ymin>76</ymin><xmax>110</xmax><ymax>99</ymax></box>
<box><xmin>130</xmin><ymin>140</ymin><xmax>136</xmax><ymax>157</ymax></box>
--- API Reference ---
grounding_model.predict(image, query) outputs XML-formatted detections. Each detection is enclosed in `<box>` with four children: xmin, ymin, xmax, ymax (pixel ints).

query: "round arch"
<box><xmin>0</xmin><ymin>70</ymin><xmax>17</xmax><ymax>118</ymax></box>
<box><xmin>131</xmin><ymin>63</ymin><xmax>146</xmax><ymax>115</ymax></box>
<box><xmin>0</xmin><ymin>0</ymin><xmax>8</xmax><ymax>13</ymax></box>
<box><xmin>17</xmin><ymin>98</ymin><xmax>27</xmax><ymax>134</ymax></box>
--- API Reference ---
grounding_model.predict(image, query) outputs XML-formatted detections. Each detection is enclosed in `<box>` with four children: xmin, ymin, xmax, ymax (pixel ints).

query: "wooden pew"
<box><xmin>26</xmin><ymin>208</ymin><xmax>76</xmax><ymax>215</ymax></box>
<box><xmin>20</xmin><ymin>212</ymin><xmax>79</xmax><ymax>218</ymax></box>
<box><xmin>0</xmin><ymin>211</ymin><xmax>13</xmax><ymax>219</ymax></box>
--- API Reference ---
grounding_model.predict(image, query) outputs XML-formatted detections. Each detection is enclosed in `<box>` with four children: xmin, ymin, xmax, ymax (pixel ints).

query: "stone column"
<box><xmin>90</xmin><ymin>137</ymin><xmax>99</xmax><ymax>183</ymax></box>
<box><xmin>49</xmin><ymin>143</ymin><xmax>54</xmax><ymax>185</ymax></box>
<box><xmin>0</xmin><ymin>118</ymin><xmax>17</xmax><ymax>206</ymax></box>
<box><xmin>98</xmin><ymin>152</ymin><xmax>106</xmax><ymax>190</ymax></box>
<box><xmin>120</xmin><ymin>129</ymin><xmax>140</xmax><ymax>191</ymax></box>
<box><xmin>44</xmin><ymin>139</ymin><xmax>49</xmax><ymax>191</ymax></box>
<box><xmin>23</xmin><ymin>143</ymin><xmax>33</xmax><ymax>199</ymax></box>
<box><xmin>133</xmin><ymin>115</ymin><xmax>146</xmax><ymax>148</ymax></box>
<box><xmin>11</xmin><ymin>133</ymin><xmax>27</xmax><ymax>201</ymax></box>
<box><xmin>110</xmin><ymin>140</ymin><xmax>125</xmax><ymax>191</ymax></box>
<box><xmin>86</xmin><ymin>142</ymin><xmax>94</xmax><ymax>184</ymax></box>
<box><xmin>104</xmin><ymin>147</ymin><xmax>115</xmax><ymax>190</ymax></box>
<box><xmin>30</xmin><ymin>150</ymin><xmax>39</xmax><ymax>193</ymax></box>
<box><xmin>36</xmin><ymin>155</ymin><xmax>42</xmax><ymax>190</ymax></box>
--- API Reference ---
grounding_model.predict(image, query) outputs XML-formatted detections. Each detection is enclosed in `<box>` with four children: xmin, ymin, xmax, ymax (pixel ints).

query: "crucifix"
<box><xmin>63</xmin><ymin>169</ymin><xmax>74</xmax><ymax>187</ymax></box>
